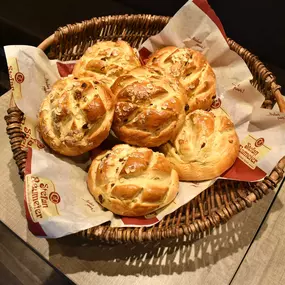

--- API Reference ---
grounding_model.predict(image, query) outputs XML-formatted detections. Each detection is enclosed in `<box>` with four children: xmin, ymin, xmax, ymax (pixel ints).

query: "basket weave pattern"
<box><xmin>5</xmin><ymin>15</ymin><xmax>285</xmax><ymax>243</ymax></box>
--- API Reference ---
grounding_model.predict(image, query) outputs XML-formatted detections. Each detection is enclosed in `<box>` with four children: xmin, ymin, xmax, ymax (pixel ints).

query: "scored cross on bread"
<box><xmin>111</xmin><ymin>66</ymin><xmax>188</xmax><ymax>147</ymax></box>
<box><xmin>39</xmin><ymin>76</ymin><xmax>115</xmax><ymax>156</ymax></box>
<box><xmin>146</xmin><ymin>46</ymin><xmax>216</xmax><ymax>112</ymax></box>
<box><xmin>73</xmin><ymin>40</ymin><xmax>141</xmax><ymax>87</ymax></box>
<box><xmin>88</xmin><ymin>144</ymin><xmax>179</xmax><ymax>216</ymax></box>
<box><xmin>160</xmin><ymin>108</ymin><xmax>240</xmax><ymax>181</ymax></box>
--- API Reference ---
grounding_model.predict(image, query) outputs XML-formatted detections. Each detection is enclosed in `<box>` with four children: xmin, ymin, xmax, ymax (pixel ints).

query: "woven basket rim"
<box><xmin>38</xmin><ymin>14</ymin><xmax>285</xmax><ymax>112</ymax></box>
<box><xmin>38</xmin><ymin>14</ymin><xmax>170</xmax><ymax>51</ymax></box>
<box><xmin>5</xmin><ymin>13</ymin><xmax>285</xmax><ymax>243</ymax></box>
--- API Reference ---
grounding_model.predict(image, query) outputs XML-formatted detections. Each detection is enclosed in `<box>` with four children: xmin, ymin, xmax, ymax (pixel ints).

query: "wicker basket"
<box><xmin>5</xmin><ymin>14</ymin><xmax>285</xmax><ymax>243</ymax></box>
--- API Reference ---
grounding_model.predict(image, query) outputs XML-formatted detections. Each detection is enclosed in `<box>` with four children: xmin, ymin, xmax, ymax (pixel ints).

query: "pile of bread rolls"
<box><xmin>39</xmin><ymin>40</ymin><xmax>239</xmax><ymax>217</ymax></box>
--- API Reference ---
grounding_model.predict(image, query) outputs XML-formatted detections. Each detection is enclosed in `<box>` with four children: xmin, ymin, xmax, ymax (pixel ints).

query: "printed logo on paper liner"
<box><xmin>183</xmin><ymin>37</ymin><xmax>208</xmax><ymax>53</ymax></box>
<box><xmin>25</xmin><ymin>175</ymin><xmax>60</xmax><ymax>223</ymax></box>
<box><xmin>15</xmin><ymin>72</ymin><xmax>25</xmax><ymax>84</ymax></box>
<box><xmin>221</xmin><ymin>134</ymin><xmax>271</xmax><ymax>182</ymax></box>
<box><xmin>23</xmin><ymin>199</ymin><xmax>47</xmax><ymax>237</ymax></box>
<box><xmin>211</xmin><ymin>98</ymin><xmax>221</xmax><ymax>109</ymax></box>
<box><xmin>21</xmin><ymin>117</ymin><xmax>45</xmax><ymax>150</ymax></box>
<box><xmin>267</xmin><ymin>111</ymin><xmax>285</xmax><ymax>120</ymax></box>
<box><xmin>255</xmin><ymin>138</ymin><xmax>264</xmax><ymax>147</ymax></box>
<box><xmin>7</xmin><ymin>57</ymin><xmax>23</xmax><ymax>100</ymax></box>
<box><xmin>42</xmin><ymin>74</ymin><xmax>51</xmax><ymax>95</ymax></box>
<box><xmin>49</xmin><ymin>192</ymin><xmax>61</xmax><ymax>204</ymax></box>
<box><xmin>24</xmin><ymin>148</ymin><xmax>47</xmax><ymax>237</ymax></box>
<box><xmin>239</xmin><ymin>134</ymin><xmax>271</xmax><ymax>170</ymax></box>
<box><xmin>232</xmin><ymin>83</ymin><xmax>245</xmax><ymax>94</ymax></box>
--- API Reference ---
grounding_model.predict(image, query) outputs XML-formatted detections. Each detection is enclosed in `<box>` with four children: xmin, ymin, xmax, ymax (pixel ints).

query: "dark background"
<box><xmin>1</xmin><ymin>0</ymin><xmax>284</xmax><ymax>94</ymax></box>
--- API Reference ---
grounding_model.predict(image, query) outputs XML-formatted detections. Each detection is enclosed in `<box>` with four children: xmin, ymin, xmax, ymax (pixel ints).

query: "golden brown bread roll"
<box><xmin>87</xmin><ymin>144</ymin><xmax>179</xmax><ymax>216</ymax></box>
<box><xmin>146</xmin><ymin>46</ymin><xmax>216</xmax><ymax>112</ymax></box>
<box><xmin>111</xmin><ymin>66</ymin><xmax>188</xmax><ymax>147</ymax></box>
<box><xmin>73</xmin><ymin>40</ymin><xmax>141</xmax><ymax>87</ymax></box>
<box><xmin>39</xmin><ymin>76</ymin><xmax>115</xmax><ymax>156</ymax></box>
<box><xmin>160</xmin><ymin>108</ymin><xmax>239</xmax><ymax>181</ymax></box>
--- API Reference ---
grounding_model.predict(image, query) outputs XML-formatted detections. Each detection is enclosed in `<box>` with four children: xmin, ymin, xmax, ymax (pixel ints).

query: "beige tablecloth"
<box><xmin>0</xmin><ymin>93</ymin><xmax>282</xmax><ymax>285</ymax></box>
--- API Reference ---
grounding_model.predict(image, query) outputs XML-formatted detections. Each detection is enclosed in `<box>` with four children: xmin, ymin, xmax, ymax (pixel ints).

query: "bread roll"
<box><xmin>88</xmin><ymin>144</ymin><xmax>179</xmax><ymax>216</ymax></box>
<box><xmin>160</xmin><ymin>108</ymin><xmax>239</xmax><ymax>181</ymax></box>
<box><xmin>39</xmin><ymin>76</ymin><xmax>115</xmax><ymax>156</ymax></box>
<box><xmin>146</xmin><ymin>46</ymin><xmax>216</xmax><ymax>112</ymax></box>
<box><xmin>73</xmin><ymin>40</ymin><xmax>141</xmax><ymax>87</ymax></box>
<box><xmin>111</xmin><ymin>66</ymin><xmax>188</xmax><ymax>147</ymax></box>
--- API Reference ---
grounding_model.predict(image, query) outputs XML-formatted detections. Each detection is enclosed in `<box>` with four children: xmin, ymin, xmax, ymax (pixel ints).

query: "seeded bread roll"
<box><xmin>39</xmin><ymin>76</ymin><xmax>115</xmax><ymax>156</ymax></box>
<box><xmin>160</xmin><ymin>108</ymin><xmax>239</xmax><ymax>181</ymax></box>
<box><xmin>88</xmin><ymin>144</ymin><xmax>179</xmax><ymax>216</ymax></box>
<box><xmin>146</xmin><ymin>46</ymin><xmax>216</xmax><ymax>112</ymax></box>
<box><xmin>73</xmin><ymin>40</ymin><xmax>141</xmax><ymax>87</ymax></box>
<box><xmin>111</xmin><ymin>66</ymin><xmax>188</xmax><ymax>147</ymax></box>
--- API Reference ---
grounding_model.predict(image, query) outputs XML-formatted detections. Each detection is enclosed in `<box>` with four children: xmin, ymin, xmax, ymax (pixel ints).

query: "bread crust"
<box><xmin>73</xmin><ymin>40</ymin><xmax>141</xmax><ymax>87</ymax></box>
<box><xmin>111</xmin><ymin>66</ymin><xmax>188</xmax><ymax>147</ymax></box>
<box><xmin>39</xmin><ymin>76</ymin><xmax>115</xmax><ymax>156</ymax></box>
<box><xmin>87</xmin><ymin>144</ymin><xmax>179</xmax><ymax>216</ymax></box>
<box><xmin>160</xmin><ymin>108</ymin><xmax>239</xmax><ymax>181</ymax></box>
<box><xmin>146</xmin><ymin>46</ymin><xmax>216</xmax><ymax>112</ymax></box>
